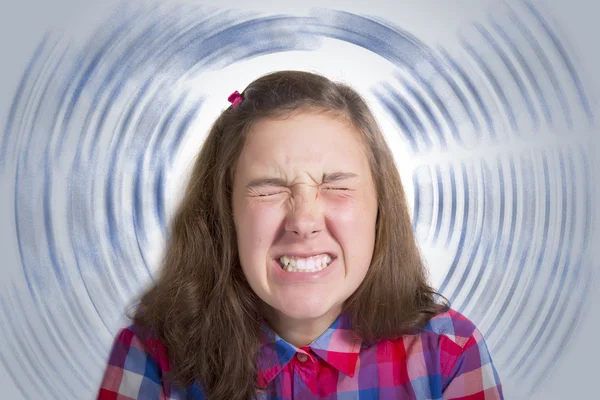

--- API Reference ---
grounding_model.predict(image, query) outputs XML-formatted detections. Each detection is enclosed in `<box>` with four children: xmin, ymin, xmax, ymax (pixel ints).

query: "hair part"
<box><xmin>132</xmin><ymin>70</ymin><xmax>449</xmax><ymax>400</ymax></box>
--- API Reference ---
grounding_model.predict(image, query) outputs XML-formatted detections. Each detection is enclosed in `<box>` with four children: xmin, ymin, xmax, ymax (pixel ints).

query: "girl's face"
<box><xmin>232</xmin><ymin>112</ymin><xmax>378</xmax><ymax>326</ymax></box>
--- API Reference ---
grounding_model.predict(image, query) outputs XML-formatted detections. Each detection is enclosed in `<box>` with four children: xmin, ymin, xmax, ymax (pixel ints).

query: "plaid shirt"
<box><xmin>97</xmin><ymin>308</ymin><xmax>503</xmax><ymax>399</ymax></box>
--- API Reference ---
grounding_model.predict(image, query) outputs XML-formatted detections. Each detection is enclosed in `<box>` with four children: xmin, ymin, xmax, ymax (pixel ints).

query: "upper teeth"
<box><xmin>279</xmin><ymin>254</ymin><xmax>332</xmax><ymax>272</ymax></box>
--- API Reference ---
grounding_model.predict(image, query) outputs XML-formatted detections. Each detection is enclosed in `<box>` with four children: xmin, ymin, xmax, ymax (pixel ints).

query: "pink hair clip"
<box><xmin>228</xmin><ymin>90</ymin><xmax>243</xmax><ymax>108</ymax></box>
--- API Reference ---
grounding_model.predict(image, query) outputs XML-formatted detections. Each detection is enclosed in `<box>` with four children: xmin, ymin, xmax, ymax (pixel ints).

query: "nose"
<box><xmin>284</xmin><ymin>189</ymin><xmax>324</xmax><ymax>239</ymax></box>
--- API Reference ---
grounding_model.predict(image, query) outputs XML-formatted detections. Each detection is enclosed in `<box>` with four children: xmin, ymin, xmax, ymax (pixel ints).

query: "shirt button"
<box><xmin>296</xmin><ymin>353</ymin><xmax>308</xmax><ymax>362</ymax></box>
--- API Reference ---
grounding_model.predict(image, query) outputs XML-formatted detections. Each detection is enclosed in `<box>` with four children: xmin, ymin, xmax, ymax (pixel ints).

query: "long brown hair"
<box><xmin>132</xmin><ymin>70</ymin><xmax>449</xmax><ymax>399</ymax></box>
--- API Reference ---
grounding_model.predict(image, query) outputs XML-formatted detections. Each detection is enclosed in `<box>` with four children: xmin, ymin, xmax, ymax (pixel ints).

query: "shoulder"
<box><xmin>97</xmin><ymin>324</ymin><xmax>180</xmax><ymax>399</ymax></box>
<box><xmin>417</xmin><ymin>308</ymin><xmax>504</xmax><ymax>397</ymax></box>
<box><xmin>390</xmin><ymin>307</ymin><xmax>489</xmax><ymax>380</ymax></box>
<box><xmin>372</xmin><ymin>307</ymin><xmax>482</xmax><ymax>361</ymax></box>
<box><xmin>359</xmin><ymin>309</ymin><xmax>503</xmax><ymax>398</ymax></box>
<box><xmin>125</xmin><ymin>324</ymin><xmax>171</xmax><ymax>369</ymax></box>
<box><xmin>421</xmin><ymin>307</ymin><xmax>482</xmax><ymax>349</ymax></box>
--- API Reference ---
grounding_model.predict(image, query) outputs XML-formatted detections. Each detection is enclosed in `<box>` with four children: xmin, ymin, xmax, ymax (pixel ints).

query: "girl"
<box><xmin>97</xmin><ymin>71</ymin><xmax>503</xmax><ymax>399</ymax></box>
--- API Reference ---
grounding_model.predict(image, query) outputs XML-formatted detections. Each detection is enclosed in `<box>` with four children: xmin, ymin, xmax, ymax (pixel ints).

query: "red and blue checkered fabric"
<box><xmin>97</xmin><ymin>307</ymin><xmax>503</xmax><ymax>399</ymax></box>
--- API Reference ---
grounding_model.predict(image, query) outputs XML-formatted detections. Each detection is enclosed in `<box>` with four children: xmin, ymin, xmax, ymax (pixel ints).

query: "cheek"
<box><xmin>325</xmin><ymin>195</ymin><xmax>377</xmax><ymax>265</ymax></box>
<box><xmin>324</xmin><ymin>193</ymin><xmax>377</xmax><ymax>230</ymax></box>
<box><xmin>237</xmin><ymin>201</ymin><xmax>284</xmax><ymax>254</ymax></box>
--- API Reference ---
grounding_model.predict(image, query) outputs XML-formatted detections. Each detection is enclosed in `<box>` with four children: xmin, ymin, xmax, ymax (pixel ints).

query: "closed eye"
<box><xmin>256</xmin><ymin>190</ymin><xmax>288</xmax><ymax>197</ymax></box>
<box><xmin>258</xmin><ymin>193</ymin><xmax>280</xmax><ymax>197</ymax></box>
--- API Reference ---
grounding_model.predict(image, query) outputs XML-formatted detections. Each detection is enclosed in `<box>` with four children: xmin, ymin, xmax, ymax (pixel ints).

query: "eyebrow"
<box><xmin>322</xmin><ymin>171</ymin><xmax>359</xmax><ymax>183</ymax></box>
<box><xmin>245</xmin><ymin>177</ymin><xmax>288</xmax><ymax>189</ymax></box>
<box><xmin>245</xmin><ymin>172</ymin><xmax>359</xmax><ymax>189</ymax></box>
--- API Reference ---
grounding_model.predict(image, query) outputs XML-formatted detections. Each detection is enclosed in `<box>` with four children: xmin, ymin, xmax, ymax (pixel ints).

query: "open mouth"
<box><xmin>277</xmin><ymin>254</ymin><xmax>335</xmax><ymax>273</ymax></box>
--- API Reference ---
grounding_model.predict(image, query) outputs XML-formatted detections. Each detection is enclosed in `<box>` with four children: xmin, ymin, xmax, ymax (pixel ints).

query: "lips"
<box><xmin>270</xmin><ymin>255</ymin><xmax>339</xmax><ymax>282</ymax></box>
<box><xmin>272</xmin><ymin>251</ymin><xmax>337</xmax><ymax>260</ymax></box>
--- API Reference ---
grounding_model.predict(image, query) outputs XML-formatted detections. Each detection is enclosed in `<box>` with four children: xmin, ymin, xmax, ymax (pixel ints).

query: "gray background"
<box><xmin>0</xmin><ymin>0</ymin><xmax>598</xmax><ymax>398</ymax></box>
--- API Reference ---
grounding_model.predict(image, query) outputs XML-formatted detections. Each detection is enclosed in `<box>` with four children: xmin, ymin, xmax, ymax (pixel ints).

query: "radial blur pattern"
<box><xmin>0</xmin><ymin>1</ymin><xmax>597</xmax><ymax>398</ymax></box>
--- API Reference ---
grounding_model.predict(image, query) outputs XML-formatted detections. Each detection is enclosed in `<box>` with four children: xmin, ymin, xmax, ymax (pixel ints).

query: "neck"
<box><xmin>263</xmin><ymin>306</ymin><xmax>342</xmax><ymax>347</ymax></box>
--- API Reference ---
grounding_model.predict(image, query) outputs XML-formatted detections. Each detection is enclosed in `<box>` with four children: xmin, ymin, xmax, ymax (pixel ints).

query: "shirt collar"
<box><xmin>256</xmin><ymin>312</ymin><xmax>362</xmax><ymax>388</ymax></box>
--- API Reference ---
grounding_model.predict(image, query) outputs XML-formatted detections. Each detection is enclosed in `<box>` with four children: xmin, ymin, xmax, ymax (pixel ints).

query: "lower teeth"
<box><xmin>280</xmin><ymin>263</ymin><xmax>330</xmax><ymax>273</ymax></box>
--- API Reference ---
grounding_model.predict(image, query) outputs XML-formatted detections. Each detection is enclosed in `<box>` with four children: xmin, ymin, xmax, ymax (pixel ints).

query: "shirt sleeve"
<box><xmin>97</xmin><ymin>326</ymin><xmax>171</xmax><ymax>400</ymax></box>
<box><xmin>442</xmin><ymin>327</ymin><xmax>504</xmax><ymax>399</ymax></box>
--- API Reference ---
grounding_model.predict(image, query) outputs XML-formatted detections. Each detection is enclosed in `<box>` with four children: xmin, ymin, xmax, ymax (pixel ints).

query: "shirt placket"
<box><xmin>292</xmin><ymin>348</ymin><xmax>318</xmax><ymax>400</ymax></box>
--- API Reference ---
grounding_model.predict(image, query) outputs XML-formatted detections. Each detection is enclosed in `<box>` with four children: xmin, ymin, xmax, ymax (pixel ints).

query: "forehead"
<box><xmin>237</xmin><ymin>112</ymin><xmax>369</xmax><ymax>172</ymax></box>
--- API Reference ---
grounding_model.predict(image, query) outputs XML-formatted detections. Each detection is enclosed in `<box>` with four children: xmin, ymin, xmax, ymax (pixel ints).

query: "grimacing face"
<box><xmin>232</xmin><ymin>111</ymin><xmax>378</xmax><ymax>326</ymax></box>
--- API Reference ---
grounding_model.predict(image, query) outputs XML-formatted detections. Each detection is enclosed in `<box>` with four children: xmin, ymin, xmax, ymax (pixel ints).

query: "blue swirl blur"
<box><xmin>0</xmin><ymin>1</ymin><xmax>596</xmax><ymax>398</ymax></box>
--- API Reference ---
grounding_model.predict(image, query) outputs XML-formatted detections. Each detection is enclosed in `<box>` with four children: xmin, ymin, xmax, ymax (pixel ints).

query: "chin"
<box><xmin>275</xmin><ymin>297</ymin><xmax>341</xmax><ymax>322</ymax></box>
<box><xmin>279</xmin><ymin>308</ymin><xmax>329</xmax><ymax>321</ymax></box>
